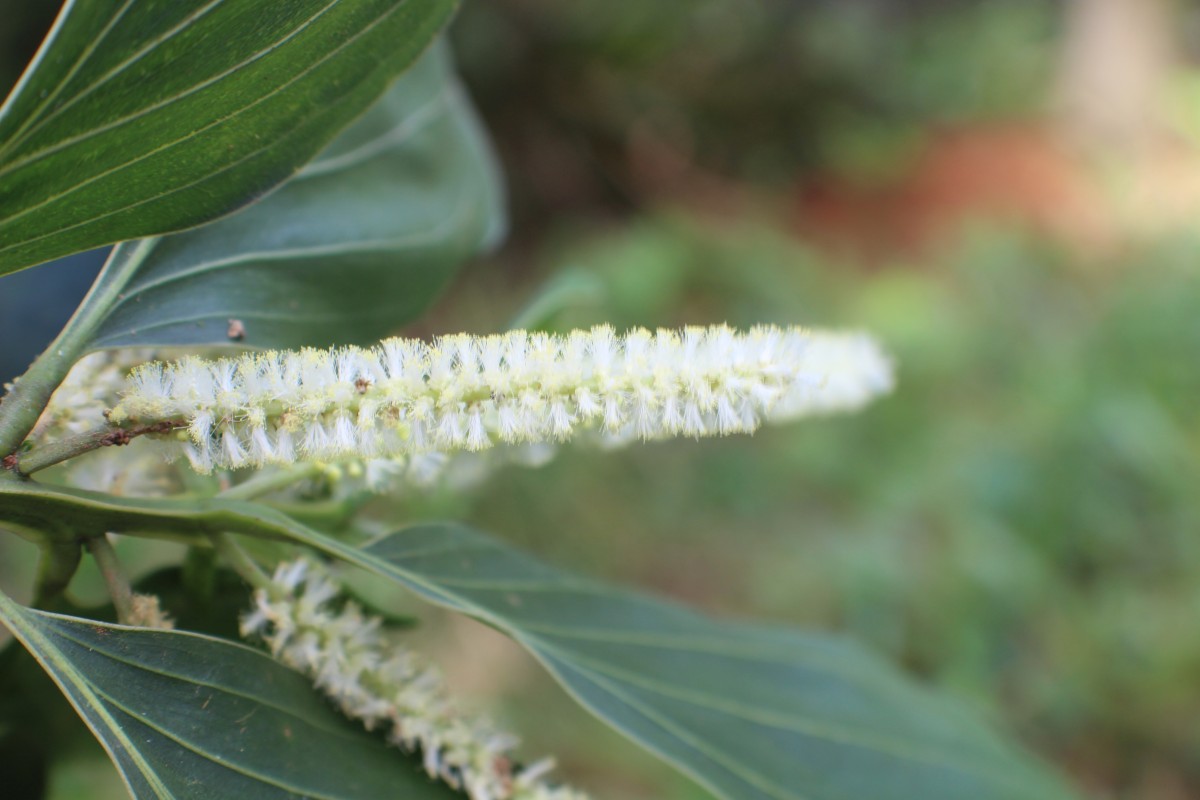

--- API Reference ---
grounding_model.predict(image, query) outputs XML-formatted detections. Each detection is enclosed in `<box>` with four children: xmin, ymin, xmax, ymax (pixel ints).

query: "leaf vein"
<box><xmin>0</xmin><ymin>0</ymin><xmax>335</xmax><ymax>181</ymax></box>
<box><xmin>0</xmin><ymin>0</ymin><xmax>134</xmax><ymax>158</ymax></box>
<box><xmin>533</xmin><ymin>638</ymin><xmax>1035</xmax><ymax>793</ymax></box>
<box><xmin>46</xmin><ymin>625</ymin><xmax>374</xmax><ymax>744</ymax></box>
<box><xmin>0</xmin><ymin>0</ymin><xmax>398</xmax><ymax>240</ymax></box>
<box><xmin>297</xmin><ymin>80</ymin><xmax>453</xmax><ymax>178</ymax></box>
<box><xmin>1</xmin><ymin>0</ymin><xmax>229</xmax><ymax>159</ymax></box>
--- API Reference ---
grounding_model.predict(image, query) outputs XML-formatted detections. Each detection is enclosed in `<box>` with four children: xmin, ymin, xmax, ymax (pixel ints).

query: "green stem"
<box><xmin>212</xmin><ymin>533</ymin><xmax>272</xmax><ymax>592</ymax></box>
<box><xmin>33</xmin><ymin>539</ymin><xmax>81</xmax><ymax>610</ymax></box>
<box><xmin>267</xmin><ymin>492</ymin><xmax>373</xmax><ymax>530</ymax></box>
<box><xmin>219</xmin><ymin>463</ymin><xmax>323</xmax><ymax>501</ymax></box>
<box><xmin>85</xmin><ymin>534</ymin><xmax>134</xmax><ymax>624</ymax></box>
<box><xmin>0</xmin><ymin>238</ymin><xmax>159</xmax><ymax>459</ymax></box>
<box><xmin>0</xmin><ymin>480</ymin><xmax>292</xmax><ymax>544</ymax></box>
<box><xmin>13</xmin><ymin>420</ymin><xmax>183</xmax><ymax>476</ymax></box>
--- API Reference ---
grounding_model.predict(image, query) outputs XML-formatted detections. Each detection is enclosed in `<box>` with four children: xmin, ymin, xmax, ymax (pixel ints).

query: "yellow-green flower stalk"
<box><xmin>111</xmin><ymin>324</ymin><xmax>893</xmax><ymax>474</ymax></box>
<box><xmin>241</xmin><ymin>559</ymin><xmax>586</xmax><ymax>800</ymax></box>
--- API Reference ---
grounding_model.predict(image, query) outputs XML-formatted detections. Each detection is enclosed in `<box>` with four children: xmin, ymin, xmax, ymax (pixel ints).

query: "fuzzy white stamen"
<box><xmin>112</xmin><ymin>325</ymin><xmax>893</xmax><ymax>473</ymax></box>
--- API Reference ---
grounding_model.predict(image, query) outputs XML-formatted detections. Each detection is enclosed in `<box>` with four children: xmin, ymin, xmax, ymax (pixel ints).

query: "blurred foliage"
<box><xmin>451</xmin><ymin>0</ymin><xmax>1057</xmax><ymax>234</ymax></box>
<box><xmin>407</xmin><ymin>213</ymin><xmax>1200</xmax><ymax>799</ymax></box>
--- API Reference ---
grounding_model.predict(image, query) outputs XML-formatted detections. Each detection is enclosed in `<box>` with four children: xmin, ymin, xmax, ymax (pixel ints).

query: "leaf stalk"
<box><xmin>0</xmin><ymin>238</ymin><xmax>159</xmax><ymax>458</ymax></box>
<box><xmin>85</xmin><ymin>534</ymin><xmax>134</xmax><ymax>624</ymax></box>
<box><xmin>33</xmin><ymin>538</ymin><xmax>81</xmax><ymax>609</ymax></box>
<box><xmin>211</xmin><ymin>533</ymin><xmax>272</xmax><ymax>592</ymax></box>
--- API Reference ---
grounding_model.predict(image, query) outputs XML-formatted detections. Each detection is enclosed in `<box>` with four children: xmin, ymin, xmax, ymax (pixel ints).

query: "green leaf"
<box><xmin>341</xmin><ymin>525</ymin><xmax>1078</xmax><ymax>800</ymax></box>
<box><xmin>84</xmin><ymin>41</ymin><xmax>504</xmax><ymax>350</ymax></box>
<box><xmin>0</xmin><ymin>482</ymin><xmax>1078</xmax><ymax>800</ymax></box>
<box><xmin>0</xmin><ymin>0</ymin><xmax>459</xmax><ymax>276</ymax></box>
<box><xmin>0</xmin><ymin>589</ymin><xmax>458</xmax><ymax>800</ymax></box>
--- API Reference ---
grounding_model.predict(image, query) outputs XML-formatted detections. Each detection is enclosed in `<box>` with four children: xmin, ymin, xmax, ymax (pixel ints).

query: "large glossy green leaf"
<box><xmin>0</xmin><ymin>0</ymin><xmax>458</xmax><ymax>276</ymax></box>
<box><xmin>84</xmin><ymin>41</ymin><xmax>504</xmax><ymax>350</ymax></box>
<box><xmin>0</xmin><ymin>589</ymin><xmax>457</xmax><ymax>800</ymax></box>
<box><xmin>344</xmin><ymin>525</ymin><xmax>1077</xmax><ymax>800</ymax></box>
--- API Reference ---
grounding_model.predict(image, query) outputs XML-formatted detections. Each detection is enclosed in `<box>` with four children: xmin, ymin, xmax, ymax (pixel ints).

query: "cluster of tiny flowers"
<box><xmin>128</xmin><ymin>593</ymin><xmax>174</xmax><ymax>629</ymax></box>
<box><xmin>111</xmin><ymin>325</ymin><xmax>893</xmax><ymax>473</ymax></box>
<box><xmin>31</xmin><ymin>349</ymin><xmax>157</xmax><ymax>439</ymax></box>
<box><xmin>353</xmin><ymin>444</ymin><xmax>557</xmax><ymax>496</ymax></box>
<box><xmin>240</xmin><ymin>559</ymin><xmax>586</xmax><ymax>800</ymax></box>
<box><xmin>52</xmin><ymin>445</ymin><xmax>180</xmax><ymax>497</ymax></box>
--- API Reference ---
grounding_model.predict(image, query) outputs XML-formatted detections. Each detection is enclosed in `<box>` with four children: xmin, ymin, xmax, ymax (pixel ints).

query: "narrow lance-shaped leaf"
<box><xmin>0</xmin><ymin>590</ymin><xmax>458</xmax><ymax>800</ymax></box>
<box><xmin>84</xmin><ymin>40</ymin><xmax>504</xmax><ymax>350</ymax></box>
<box><xmin>0</xmin><ymin>0</ymin><xmax>458</xmax><ymax>276</ymax></box>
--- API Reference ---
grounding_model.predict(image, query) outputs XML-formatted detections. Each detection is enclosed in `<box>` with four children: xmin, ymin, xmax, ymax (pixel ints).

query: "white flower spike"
<box><xmin>241</xmin><ymin>559</ymin><xmax>587</xmax><ymax>800</ymax></box>
<box><xmin>110</xmin><ymin>325</ymin><xmax>893</xmax><ymax>474</ymax></box>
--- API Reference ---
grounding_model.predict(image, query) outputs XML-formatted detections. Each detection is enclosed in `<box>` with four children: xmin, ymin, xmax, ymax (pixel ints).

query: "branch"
<box><xmin>0</xmin><ymin>238</ymin><xmax>159</xmax><ymax>458</ymax></box>
<box><xmin>4</xmin><ymin>420</ymin><xmax>183</xmax><ymax>477</ymax></box>
<box><xmin>212</xmin><ymin>533</ymin><xmax>273</xmax><ymax>592</ymax></box>
<box><xmin>86</xmin><ymin>534</ymin><xmax>134</xmax><ymax>624</ymax></box>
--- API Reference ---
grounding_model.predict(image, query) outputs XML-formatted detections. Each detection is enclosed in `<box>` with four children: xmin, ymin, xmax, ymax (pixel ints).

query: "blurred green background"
<box><xmin>437</xmin><ymin>2</ymin><xmax>1200</xmax><ymax>798</ymax></box>
<box><xmin>4</xmin><ymin>1</ymin><xmax>1200</xmax><ymax>798</ymax></box>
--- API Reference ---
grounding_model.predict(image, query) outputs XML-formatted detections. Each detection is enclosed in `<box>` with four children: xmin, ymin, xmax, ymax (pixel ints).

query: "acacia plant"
<box><xmin>0</xmin><ymin>4</ymin><xmax>1081</xmax><ymax>800</ymax></box>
